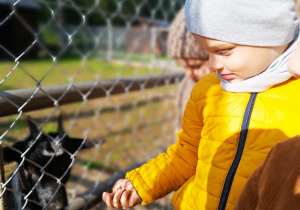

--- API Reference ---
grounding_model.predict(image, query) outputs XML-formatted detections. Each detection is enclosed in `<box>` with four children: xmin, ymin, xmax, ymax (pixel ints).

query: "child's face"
<box><xmin>175</xmin><ymin>58</ymin><xmax>211</xmax><ymax>82</ymax></box>
<box><xmin>193</xmin><ymin>34</ymin><xmax>288</xmax><ymax>83</ymax></box>
<box><xmin>288</xmin><ymin>0</ymin><xmax>300</xmax><ymax>78</ymax></box>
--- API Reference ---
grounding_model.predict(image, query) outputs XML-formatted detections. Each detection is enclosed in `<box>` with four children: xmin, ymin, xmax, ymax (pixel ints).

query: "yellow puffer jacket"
<box><xmin>126</xmin><ymin>73</ymin><xmax>300</xmax><ymax>210</ymax></box>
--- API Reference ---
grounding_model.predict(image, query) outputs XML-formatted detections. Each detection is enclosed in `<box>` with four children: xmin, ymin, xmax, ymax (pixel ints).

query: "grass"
<box><xmin>0</xmin><ymin>57</ymin><xmax>174</xmax><ymax>90</ymax></box>
<box><xmin>95</xmin><ymin>51</ymin><xmax>169</xmax><ymax>62</ymax></box>
<box><xmin>0</xmin><ymin>56</ymin><xmax>179</xmax><ymax>137</ymax></box>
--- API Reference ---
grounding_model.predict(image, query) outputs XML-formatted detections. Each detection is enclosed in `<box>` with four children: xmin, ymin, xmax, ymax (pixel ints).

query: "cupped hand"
<box><xmin>102</xmin><ymin>179</ymin><xmax>140</xmax><ymax>209</ymax></box>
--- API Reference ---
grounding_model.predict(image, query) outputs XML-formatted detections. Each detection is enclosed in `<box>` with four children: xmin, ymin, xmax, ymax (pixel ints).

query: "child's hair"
<box><xmin>167</xmin><ymin>8</ymin><xmax>208</xmax><ymax>59</ymax></box>
<box><xmin>185</xmin><ymin>0</ymin><xmax>299</xmax><ymax>47</ymax></box>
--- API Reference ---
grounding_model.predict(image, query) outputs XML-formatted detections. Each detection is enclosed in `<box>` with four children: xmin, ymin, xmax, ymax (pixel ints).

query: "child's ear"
<box><xmin>3</xmin><ymin>141</ymin><xmax>27</xmax><ymax>163</ymax></box>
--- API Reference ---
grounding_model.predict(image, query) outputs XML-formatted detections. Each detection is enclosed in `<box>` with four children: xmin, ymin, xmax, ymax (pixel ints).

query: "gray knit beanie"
<box><xmin>185</xmin><ymin>0</ymin><xmax>299</xmax><ymax>47</ymax></box>
<box><xmin>167</xmin><ymin>8</ymin><xmax>208</xmax><ymax>59</ymax></box>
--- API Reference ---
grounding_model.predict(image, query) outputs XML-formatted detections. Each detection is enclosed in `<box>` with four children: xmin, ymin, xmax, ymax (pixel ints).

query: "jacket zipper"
<box><xmin>218</xmin><ymin>93</ymin><xmax>258</xmax><ymax>210</ymax></box>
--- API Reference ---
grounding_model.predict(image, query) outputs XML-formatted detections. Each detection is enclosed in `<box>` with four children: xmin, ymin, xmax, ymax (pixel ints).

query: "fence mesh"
<box><xmin>0</xmin><ymin>0</ymin><xmax>185</xmax><ymax>209</ymax></box>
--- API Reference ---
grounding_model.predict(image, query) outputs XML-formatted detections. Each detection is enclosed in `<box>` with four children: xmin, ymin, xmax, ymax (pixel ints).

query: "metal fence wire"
<box><xmin>0</xmin><ymin>0</ymin><xmax>186</xmax><ymax>209</ymax></box>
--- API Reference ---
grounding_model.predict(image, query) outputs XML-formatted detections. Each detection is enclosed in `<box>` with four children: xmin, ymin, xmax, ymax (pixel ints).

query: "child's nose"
<box><xmin>208</xmin><ymin>54</ymin><xmax>223</xmax><ymax>71</ymax></box>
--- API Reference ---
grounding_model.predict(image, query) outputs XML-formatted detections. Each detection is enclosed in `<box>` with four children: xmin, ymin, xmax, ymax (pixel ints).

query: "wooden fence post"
<box><xmin>0</xmin><ymin>143</ymin><xmax>6</xmax><ymax>210</ymax></box>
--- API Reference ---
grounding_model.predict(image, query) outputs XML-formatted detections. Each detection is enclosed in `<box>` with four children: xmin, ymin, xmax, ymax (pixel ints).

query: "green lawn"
<box><xmin>0</xmin><ymin>57</ymin><xmax>178</xmax><ymax>137</ymax></box>
<box><xmin>0</xmin><ymin>58</ymin><xmax>170</xmax><ymax>91</ymax></box>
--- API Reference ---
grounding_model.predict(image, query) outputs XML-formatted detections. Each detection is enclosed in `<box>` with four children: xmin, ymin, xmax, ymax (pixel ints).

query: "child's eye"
<box><xmin>216</xmin><ymin>49</ymin><xmax>232</xmax><ymax>56</ymax></box>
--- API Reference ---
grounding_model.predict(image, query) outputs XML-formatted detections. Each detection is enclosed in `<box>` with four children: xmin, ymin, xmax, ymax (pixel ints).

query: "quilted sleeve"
<box><xmin>126</xmin><ymin>96</ymin><xmax>203</xmax><ymax>205</ymax></box>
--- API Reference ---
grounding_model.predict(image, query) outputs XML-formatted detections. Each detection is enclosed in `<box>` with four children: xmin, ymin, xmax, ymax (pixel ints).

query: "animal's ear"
<box><xmin>27</xmin><ymin>118</ymin><xmax>40</xmax><ymax>139</ymax></box>
<box><xmin>57</xmin><ymin>114</ymin><xmax>65</xmax><ymax>136</ymax></box>
<box><xmin>3</xmin><ymin>141</ymin><xmax>27</xmax><ymax>163</ymax></box>
<box><xmin>62</xmin><ymin>138</ymin><xmax>96</xmax><ymax>154</ymax></box>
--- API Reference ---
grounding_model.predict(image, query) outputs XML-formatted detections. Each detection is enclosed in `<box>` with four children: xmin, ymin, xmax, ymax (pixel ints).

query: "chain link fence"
<box><xmin>0</xmin><ymin>0</ymin><xmax>185</xmax><ymax>209</ymax></box>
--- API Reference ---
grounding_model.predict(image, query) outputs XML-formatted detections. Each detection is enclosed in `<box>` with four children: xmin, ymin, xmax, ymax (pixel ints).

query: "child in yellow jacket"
<box><xmin>103</xmin><ymin>0</ymin><xmax>300</xmax><ymax>209</ymax></box>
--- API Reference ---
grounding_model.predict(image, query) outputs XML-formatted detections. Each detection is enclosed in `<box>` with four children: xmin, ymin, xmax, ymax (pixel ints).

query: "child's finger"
<box><xmin>120</xmin><ymin>190</ymin><xmax>131</xmax><ymax>209</ymax></box>
<box><xmin>121</xmin><ymin>179</ymin><xmax>129</xmax><ymax>190</ymax></box>
<box><xmin>102</xmin><ymin>192</ymin><xmax>109</xmax><ymax>204</ymax></box>
<box><xmin>113</xmin><ymin>179</ymin><xmax>125</xmax><ymax>193</ymax></box>
<box><xmin>122</xmin><ymin>179</ymin><xmax>133</xmax><ymax>191</ymax></box>
<box><xmin>129</xmin><ymin>192</ymin><xmax>140</xmax><ymax>207</ymax></box>
<box><xmin>102</xmin><ymin>192</ymin><xmax>114</xmax><ymax>207</ymax></box>
<box><xmin>113</xmin><ymin>189</ymin><xmax>123</xmax><ymax>208</ymax></box>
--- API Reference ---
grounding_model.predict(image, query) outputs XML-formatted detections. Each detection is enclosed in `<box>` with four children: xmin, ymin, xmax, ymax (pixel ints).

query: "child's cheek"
<box><xmin>288</xmin><ymin>44</ymin><xmax>300</xmax><ymax>78</ymax></box>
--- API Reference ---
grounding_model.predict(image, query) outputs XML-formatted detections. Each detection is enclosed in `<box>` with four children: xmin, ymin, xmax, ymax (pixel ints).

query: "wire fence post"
<box><xmin>151</xmin><ymin>26</ymin><xmax>157</xmax><ymax>64</ymax></box>
<box><xmin>0</xmin><ymin>143</ymin><xmax>6</xmax><ymax>210</ymax></box>
<box><xmin>107</xmin><ymin>19</ymin><xmax>113</xmax><ymax>62</ymax></box>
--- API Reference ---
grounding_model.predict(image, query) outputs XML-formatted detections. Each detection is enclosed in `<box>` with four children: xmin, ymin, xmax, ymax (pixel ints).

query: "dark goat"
<box><xmin>3</xmin><ymin>116</ymin><xmax>96</xmax><ymax>210</ymax></box>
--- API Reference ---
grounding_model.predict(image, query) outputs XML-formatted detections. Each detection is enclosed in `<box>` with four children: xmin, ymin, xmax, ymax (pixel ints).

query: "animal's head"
<box><xmin>4</xmin><ymin>115</ymin><xmax>96</xmax><ymax>209</ymax></box>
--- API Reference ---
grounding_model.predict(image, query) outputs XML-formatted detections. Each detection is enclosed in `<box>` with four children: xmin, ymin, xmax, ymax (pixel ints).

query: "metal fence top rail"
<box><xmin>0</xmin><ymin>72</ymin><xmax>184</xmax><ymax>117</ymax></box>
<box><xmin>0</xmin><ymin>0</ymin><xmax>40</xmax><ymax>9</ymax></box>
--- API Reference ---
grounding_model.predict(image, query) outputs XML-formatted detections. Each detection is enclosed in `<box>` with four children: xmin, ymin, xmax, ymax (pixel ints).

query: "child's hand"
<box><xmin>102</xmin><ymin>179</ymin><xmax>140</xmax><ymax>209</ymax></box>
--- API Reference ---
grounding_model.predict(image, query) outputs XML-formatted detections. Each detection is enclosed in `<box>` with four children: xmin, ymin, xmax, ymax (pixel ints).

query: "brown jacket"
<box><xmin>235</xmin><ymin>135</ymin><xmax>300</xmax><ymax>210</ymax></box>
